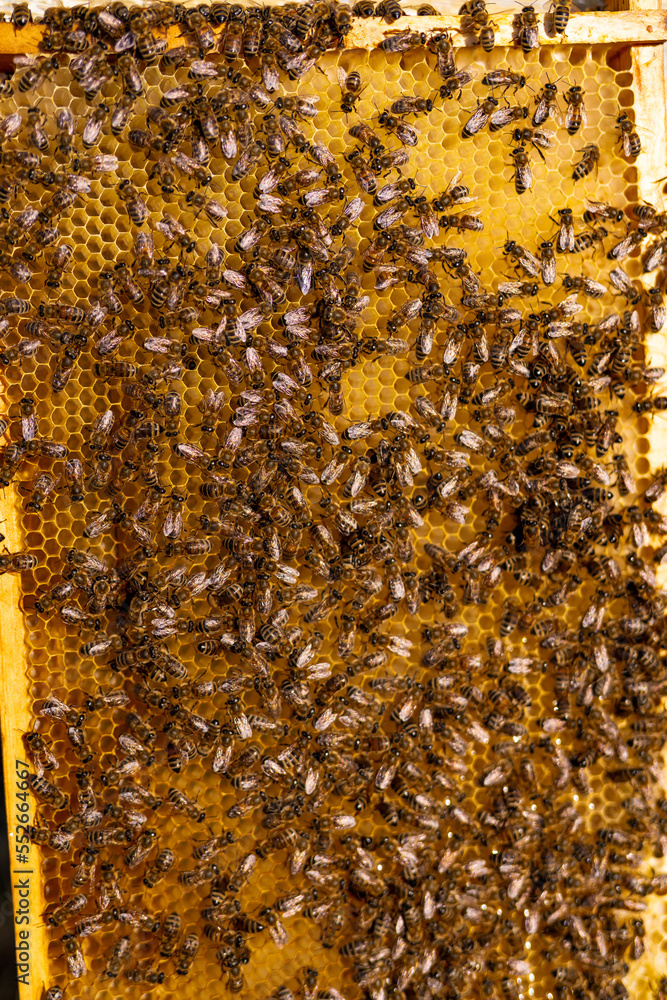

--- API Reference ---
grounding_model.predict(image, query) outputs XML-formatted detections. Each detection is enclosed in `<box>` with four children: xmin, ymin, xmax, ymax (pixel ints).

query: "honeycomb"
<box><xmin>1</xmin><ymin>6</ymin><xmax>666</xmax><ymax>1000</ymax></box>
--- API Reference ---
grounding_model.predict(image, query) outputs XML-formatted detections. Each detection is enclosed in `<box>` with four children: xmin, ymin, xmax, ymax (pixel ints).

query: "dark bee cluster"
<box><xmin>0</xmin><ymin>2</ymin><xmax>664</xmax><ymax>999</ymax></box>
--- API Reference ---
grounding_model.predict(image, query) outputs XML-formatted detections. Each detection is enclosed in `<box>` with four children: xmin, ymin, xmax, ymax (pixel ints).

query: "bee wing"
<box><xmin>517</xmin><ymin>162</ymin><xmax>533</xmax><ymax>191</ymax></box>
<box><xmin>343</xmin><ymin>197</ymin><xmax>364</xmax><ymax>220</ymax></box>
<box><xmin>561</xmin><ymin>293</ymin><xmax>582</xmax><ymax>315</ymax></box>
<box><xmin>396</xmin><ymin>122</ymin><xmax>420</xmax><ymax>145</ymax></box>
<box><xmin>441</xmin><ymin>338</ymin><xmax>459</xmax><ymax>366</ymax></box>
<box><xmin>644</xmin><ymin>241</ymin><xmax>667</xmax><ymax>272</ymax></box>
<box><xmin>584</xmin><ymin>198</ymin><xmax>605</xmax><ymax>216</ymax></box>
<box><xmin>297</xmin><ymin>95</ymin><xmax>320</xmax><ymax>113</ymax></box>
<box><xmin>541</xmin><ymin>256</ymin><xmax>556</xmax><ymax>285</ymax></box>
<box><xmin>546</xmin><ymin>322</ymin><xmax>573</xmax><ymax>339</ymax></box>
<box><xmin>211</xmin><ymin>742</ymin><xmax>232</xmax><ymax>774</ymax></box>
<box><xmin>532</xmin><ymin>98</ymin><xmax>547</xmax><ymax>125</ymax></box>
<box><xmin>318</xmin><ymin>419</ymin><xmax>340</xmax><ymax>446</ymax></box>
<box><xmin>374</xmin><ymin>266</ymin><xmax>400</xmax><ymax>290</ymax></box>
<box><xmin>456</xmin><ymin>68</ymin><xmax>475</xmax><ymax>87</ymax></box>
<box><xmin>610</xmin><ymin>236</ymin><xmax>633</xmax><ymax>260</ymax></box>
<box><xmin>337</xmin><ymin>66</ymin><xmax>348</xmax><ymax>89</ymax></box>
<box><xmin>632</xmin><ymin>521</ymin><xmax>650</xmax><ymax>549</ymax></box>
<box><xmin>524</xmin><ymin>25</ymin><xmax>538</xmax><ymax>47</ymax></box>
<box><xmin>437</xmin><ymin>46</ymin><xmax>456</xmax><ymax>80</ymax></box>
<box><xmin>489</xmin><ymin>106</ymin><xmax>514</xmax><ymax>127</ymax></box>
<box><xmin>509</xmin><ymin>329</ymin><xmax>525</xmax><ymax>355</ymax></box>
<box><xmin>483</xmin><ymin>764</ymin><xmax>508</xmax><ymax>786</ymax></box>
<box><xmin>22</xmin><ymin>413</ymin><xmax>36</xmax><ymax>440</ymax></box>
<box><xmin>560</xmin><ymin>222</ymin><xmax>574</xmax><ymax>251</ymax></box>
<box><xmin>421</xmin><ymin>206</ymin><xmax>439</xmax><ymax>239</ymax></box>
<box><xmin>564</xmin><ymin>102</ymin><xmax>578</xmax><ymax>131</ymax></box>
<box><xmin>498</xmin><ymin>281</ymin><xmax>523</xmax><ymax>295</ymax></box>
<box><xmin>652</xmin><ymin>304</ymin><xmax>666</xmax><ymax>330</ymax></box>
<box><xmin>519</xmin><ymin>250</ymin><xmax>540</xmax><ymax>276</ymax></box>
<box><xmin>535</xmin><ymin>128</ymin><xmax>556</xmax><ymax>147</ymax></box>
<box><xmin>310</xmin><ymin>141</ymin><xmax>335</xmax><ymax>166</ymax></box>
<box><xmin>232</xmin><ymin>712</ymin><xmax>253</xmax><ymax>740</ymax></box>
<box><xmin>581</xmin><ymin>104</ymin><xmax>588</xmax><ymax>129</ymax></box>
<box><xmin>375</xmin><ymin>206</ymin><xmax>403</xmax><ymax>229</ymax></box>
<box><xmin>583</xmin><ymin>278</ymin><xmax>606</xmax><ymax>297</ymax></box>
<box><xmin>68</xmin><ymin>950</ymin><xmax>86</xmax><ymax>979</ymax></box>
<box><xmin>375</xmin><ymin>181</ymin><xmax>400</xmax><ymax>204</ymax></box>
<box><xmin>463</xmin><ymin>105</ymin><xmax>488</xmax><ymax>135</ymax></box>
<box><xmin>548</xmin><ymin>104</ymin><xmax>563</xmax><ymax>127</ymax></box>
<box><xmin>296</xmin><ymin>258</ymin><xmax>313</xmax><ymax>295</ymax></box>
<box><xmin>303</xmin><ymin>189</ymin><xmax>332</xmax><ymax>207</ymax></box>
<box><xmin>447</xmin><ymin>169</ymin><xmax>462</xmax><ymax>191</ymax></box>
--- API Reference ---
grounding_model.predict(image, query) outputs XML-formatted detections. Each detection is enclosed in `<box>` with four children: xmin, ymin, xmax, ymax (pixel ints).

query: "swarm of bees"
<box><xmin>1</xmin><ymin>1</ymin><xmax>665</xmax><ymax>1000</ymax></box>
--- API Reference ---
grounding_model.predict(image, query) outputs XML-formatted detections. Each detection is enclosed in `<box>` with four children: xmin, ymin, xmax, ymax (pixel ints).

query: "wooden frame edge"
<box><xmin>0</xmin><ymin>10</ymin><xmax>664</xmax><ymax>54</ymax></box>
<box><xmin>0</xmin><ymin>487</ymin><xmax>49</xmax><ymax>1000</ymax></box>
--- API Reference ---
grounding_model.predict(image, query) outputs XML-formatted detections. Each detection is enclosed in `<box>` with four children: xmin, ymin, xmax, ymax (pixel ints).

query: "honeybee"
<box><xmin>28</xmin><ymin>774</ymin><xmax>67</xmax><ymax>809</ymax></box>
<box><xmin>439</xmin><ymin>69</ymin><xmax>474</xmax><ymax>101</ymax></box>
<box><xmin>390</xmin><ymin>94</ymin><xmax>433</xmax><ymax>116</ymax></box>
<box><xmin>377</xmin><ymin>111</ymin><xmax>419</xmax><ymax>146</ymax></box>
<box><xmin>533</xmin><ymin>81</ymin><xmax>562</xmax><ymax>126</ymax></box>
<box><xmin>616</xmin><ymin>111</ymin><xmax>641</xmax><ymax>158</ymax></box>
<box><xmin>176</xmin><ymin>933</ymin><xmax>200</xmax><ymax>976</ymax></box>
<box><xmin>516</xmin><ymin>4</ymin><xmax>539</xmax><ymax>52</ymax></box>
<box><xmin>584</xmin><ymin>198</ymin><xmax>624</xmax><ymax>225</ymax></box>
<box><xmin>63</xmin><ymin>935</ymin><xmax>86</xmax><ymax>978</ymax></box>
<box><xmin>379</xmin><ymin>29</ymin><xmax>426</xmax><ymax>52</ymax></box>
<box><xmin>538</xmin><ymin>240</ymin><xmax>557</xmax><ymax>284</ymax></box>
<box><xmin>609</xmin><ymin>266</ymin><xmax>641</xmax><ymax>303</ymax></box>
<box><xmin>348</xmin><ymin>150</ymin><xmax>378</xmax><ymax>196</ymax></box>
<box><xmin>459</xmin><ymin>2</ymin><xmax>497</xmax><ymax>51</ymax></box>
<box><xmin>482</xmin><ymin>69</ymin><xmax>526</xmax><ymax>94</ymax></box>
<box><xmin>24</xmin><ymin>732</ymin><xmax>58</xmax><ymax>776</ymax></box>
<box><xmin>228</xmin><ymin>852</ymin><xmax>257</xmax><ymax>893</ymax></box>
<box><xmin>462</xmin><ymin>97</ymin><xmax>498</xmax><ymax>137</ymax></box>
<box><xmin>160</xmin><ymin>912</ymin><xmax>181</xmax><ymax>958</ymax></box>
<box><xmin>647</xmin><ymin>287</ymin><xmax>666</xmax><ymax>331</ymax></box>
<box><xmin>124</xmin><ymin>829</ymin><xmax>157</xmax><ymax>869</ymax></box>
<box><xmin>489</xmin><ymin>104</ymin><xmax>528</xmax><ymax>133</ymax></box>
<box><xmin>144</xmin><ymin>848</ymin><xmax>175</xmax><ymax>888</ymax></box>
<box><xmin>564</xmin><ymin>85</ymin><xmax>587</xmax><ymax>134</ymax></box>
<box><xmin>338</xmin><ymin>68</ymin><xmax>363</xmax><ymax>113</ymax></box>
<box><xmin>563</xmin><ymin>274</ymin><xmax>606</xmax><ymax>298</ymax></box>
<box><xmin>439</xmin><ymin>210</ymin><xmax>483</xmax><ymax>232</ymax></box>
<box><xmin>553</xmin><ymin>207</ymin><xmax>575</xmax><ymax>253</ymax></box>
<box><xmin>573</xmin><ymin>143</ymin><xmax>600</xmax><ymax>181</ymax></box>
<box><xmin>503</xmin><ymin>240</ymin><xmax>539</xmax><ymax>278</ymax></box>
<box><xmin>511</xmin><ymin>147</ymin><xmax>533</xmax><ymax>195</ymax></box>
<box><xmin>547</xmin><ymin>0</ymin><xmax>571</xmax><ymax>32</ymax></box>
<box><xmin>105</xmin><ymin>936</ymin><xmax>132</xmax><ymax>979</ymax></box>
<box><xmin>11</xmin><ymin>3</ymin><xmax>31</xmax><ymax>27</ymax></box>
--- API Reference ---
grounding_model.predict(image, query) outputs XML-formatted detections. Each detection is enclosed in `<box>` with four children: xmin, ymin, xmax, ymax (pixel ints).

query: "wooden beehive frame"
<box><xmin>0</xmin><ymin>1</ymin><xmax>665</xmax><ymax>997</ymax></box>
